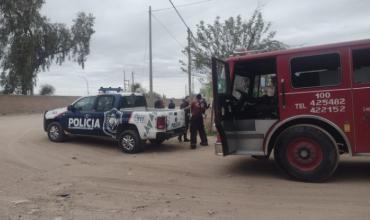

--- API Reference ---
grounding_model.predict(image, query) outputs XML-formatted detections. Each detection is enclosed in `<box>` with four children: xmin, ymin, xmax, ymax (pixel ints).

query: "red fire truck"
<box><xmin>212</xmin><ymin>39</ymin><xmax>370</xmax><ymax>182</ymax></box>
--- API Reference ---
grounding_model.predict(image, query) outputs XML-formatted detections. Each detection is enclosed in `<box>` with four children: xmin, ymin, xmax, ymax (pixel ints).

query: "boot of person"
<box><xmin>178</xmin><ymin>136</ymin><xmax>182</xmax><ymax>142</ymax></box>
<box><xmin>183</xmin><ymin>135</ymin><xmax>190</xmax><ymax>142</ymax></box>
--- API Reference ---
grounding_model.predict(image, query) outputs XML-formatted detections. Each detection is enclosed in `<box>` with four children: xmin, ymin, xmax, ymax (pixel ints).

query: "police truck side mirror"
<box><xmin>67</xmin><ymin>105</ymin><xmax>76</xmax><ymax>112</ymax></box>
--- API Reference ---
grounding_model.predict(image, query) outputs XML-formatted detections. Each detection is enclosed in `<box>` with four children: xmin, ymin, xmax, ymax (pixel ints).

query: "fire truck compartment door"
<box><xmin>223</xmin><ymin>119</ymin><xmax>277</xmax><ymax>155</ymax></box>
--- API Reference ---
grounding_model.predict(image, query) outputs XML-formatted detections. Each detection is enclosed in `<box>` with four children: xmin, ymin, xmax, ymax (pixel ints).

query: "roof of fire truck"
<box><xmin>228</xmin><ymin>38</ymin><xmax>370</xmax><ymax>62</ymax></box>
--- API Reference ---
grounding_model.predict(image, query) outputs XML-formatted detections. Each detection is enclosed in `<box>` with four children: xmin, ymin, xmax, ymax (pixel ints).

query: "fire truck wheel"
<box><xmin>118</xmin><ymin>130</ymin><xmax>142</xmax><ymax>154</ymax></box>
<box><xmin>274</xmin><ymin>125</ymin><xmax>339</xmax><ymax>182</ymax></box>
<box><xmin>47</xmin><ymin>122</ymin><xmax>66</xmax><ymax>142</ymax></box>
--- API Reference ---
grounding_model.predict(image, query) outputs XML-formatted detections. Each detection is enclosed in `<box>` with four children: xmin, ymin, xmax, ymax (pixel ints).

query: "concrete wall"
<box><xmin>0</xmin><ymin>95</ymin><xmax>79</xmax><ymax>115</ymax></box>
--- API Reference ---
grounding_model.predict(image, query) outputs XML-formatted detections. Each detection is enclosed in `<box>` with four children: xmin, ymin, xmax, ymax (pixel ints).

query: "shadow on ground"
<box><xmin>66</xmin><ymin>136</ymin><xmax>189</xmax><ymax>154</ymax></box>
<box><xmin>223</xmin><ymin>156</ymin><xmax>370</xmax><ymax>183</ymax></box>
<box><xmin>222</xmin><ymin>157</ymin><xmax>284</xmax><ymax>180</ymax></box>
<box><xmin>331</xmin><ymin>160</ymin><xmax>370</xmax><ymax>182</ymax></box>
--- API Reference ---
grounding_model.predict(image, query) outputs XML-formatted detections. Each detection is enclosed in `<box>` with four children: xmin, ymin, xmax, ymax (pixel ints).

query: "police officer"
<box><xmin>190</xmin><ymin>94</ymin><xmax>208</xmax><ymax>149</ymax></box>
<box><xmin>168</xmin><ymin>99</ymin><xmax>175</xmax><ymax>109</ymax></box>
<box><xmin>178</xmin><ymin>96</ymin><xmax>190</xmax><ymax>142</ymax></box>
<box><xmin>154</xmin><ymin>98</ymin><xmax>164</xmax><ymax>108</ymax></box>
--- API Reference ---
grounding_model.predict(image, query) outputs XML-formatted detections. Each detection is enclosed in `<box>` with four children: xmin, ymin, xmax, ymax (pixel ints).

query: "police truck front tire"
<box><xmin>118</xmin><ymin>130</ymin><xmax>141</xmax><ymax>154</ymax></box>
<box><xmin>47</xmin><ymin>122</ymin><xmax>66</xmax><ymax>142</ymax></box>
<box><xmin>274</xmin><ymin>125</ymin><xmax>339</xmax><ymax>182</ymax></box>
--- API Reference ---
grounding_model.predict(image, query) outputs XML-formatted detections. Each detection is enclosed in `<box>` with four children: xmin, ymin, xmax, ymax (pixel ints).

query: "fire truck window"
<box><xmin>232</xmin><ymin>58</ymin><xmax>278</xmax><ymax>119</ymax></box>
<box><xmin>253</xmin><ymin>74</ymin><xmax>276</xmax><ymax>98</ymax></box>
<box><xmin>232</xmin><ymin>75</ymin><xmax>250</xmax><ymax>100</ymax></box>
<box><xmin>353</xmin><ymin>48</ymin><xmax>370</xmax><ymax>84</ymax></box>
<box><xmin>217</xmin><ymin>63</ymin><xmax>227</xmax><ymax>94</ymax></box>
<box><xmin>291</xmin><ymin>53</ymin><xmax>341</xmax><ymax>88</ymax></box>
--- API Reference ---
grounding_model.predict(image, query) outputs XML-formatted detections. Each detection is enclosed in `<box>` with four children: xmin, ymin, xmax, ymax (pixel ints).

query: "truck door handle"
<box><xmin>281</xmin><ymin>79</ymin><xmax>286</xmax><ymax>109</ymax></box>
<box><xmin>364</xmin><ymin>109</ymin><xmax>370</xmax><ymax>120</ymax></box>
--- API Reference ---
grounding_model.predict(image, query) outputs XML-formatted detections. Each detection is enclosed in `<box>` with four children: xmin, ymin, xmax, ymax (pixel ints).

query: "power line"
<box><xmin>152</xmin><ymin>0</ymin><xmax>213</xmax><ymax>12</ymax></box>
<box><xmin>151</xmin><ymin>13</ymin><xmax>185</xmax><ymax>48</ymax></box>
<box><xmin>169</xmin><ymin>0</ymin><xmax>192</xmax><ymax>32</ymax></box>
<box><xmin>167</xmin><ymin>0</ymin><xmax>202</xmax><ymax>50</ymax></box>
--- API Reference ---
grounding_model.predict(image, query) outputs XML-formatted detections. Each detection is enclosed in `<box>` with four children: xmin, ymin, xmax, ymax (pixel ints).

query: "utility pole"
<box><xmin>131</xmin><ymin>71</ymin><xmax>135</xmax><ymax>92</ymax></box>
<box><xmin>79</xmin><ymin>76</ymin><xmax>89</xmax><ymax>95</ymax></box>
<box><xmin>169</xmin><ymin>0</ymin><xmax>192</xmax><ymax>98</ymax></box>
<box><xmin>123</xmin><ymin>70</ymin><xmax>126</xmax><ymax>92</ymax></box>
<box><xmin>187</xmin><ymin>28</ymin><xmax>191</xmax><ymax>97</ymax></box>
<box><xmin>149</xmin><ymin>6</ymin><xmax>153</xmax><ymax>105</ymax></box>
<box><xmin>123</xmin><ymin>70</ymin><xmax>130</xmax><ymax>92</ymax></box>
<box><xmin>149</xmin><ymin>7</ymin><xmax>153</xmax><ymax>94</ymax></box>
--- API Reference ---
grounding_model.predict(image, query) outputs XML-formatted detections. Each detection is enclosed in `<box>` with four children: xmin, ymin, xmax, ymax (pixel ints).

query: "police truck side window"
<box><xmin>73</xmin><ymin>96</ymin><xmax>96</xmax><ymax>111</ymax></box>
<box><xmin>353</xmin><ymin>48</ymin><xmax>370</xmax><ymax>84</ymax></box>
<box><xmin>96</xmin><ymin>96</ymin><xmax>114</xmax><ymax>112</ymax></box>
<box><xmin>291</xmin><ymin>53</ymin><xmax>341</xmax><ymax>88</ymax></box>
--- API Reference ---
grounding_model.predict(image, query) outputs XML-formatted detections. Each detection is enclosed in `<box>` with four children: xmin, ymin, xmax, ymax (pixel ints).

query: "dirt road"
<box><xmin>1</xmin><ymin>114</ymin><xmax>370</xmax><ymax>220</ymax></box>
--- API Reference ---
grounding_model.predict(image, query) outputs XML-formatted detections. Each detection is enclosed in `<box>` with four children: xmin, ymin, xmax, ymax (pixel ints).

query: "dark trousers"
<box><xmin>179</xmin><ymin>117</ymin><xmax>189</xmax><ymax>140</ymax></box>
<box><xmin>190</xmin><ymin>116</ymin><xmax>208</xmax><ymax>146</ymax></box>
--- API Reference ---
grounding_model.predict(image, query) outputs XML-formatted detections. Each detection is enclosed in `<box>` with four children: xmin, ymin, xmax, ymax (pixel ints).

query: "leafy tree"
<box><xmin>130</xmin><ymin>83</ymin><xmax>163</xmax><ymax>102</ymax></box>
<box><xmin>0</xmin><ymin>0</ymin><xmax>95</xmax><ymax>95</ymax></box>
<box><xmin>131</xmin><ymin>83</ymin><xmax>145</xmax><ymax>93</ymax></box>
<box><xmin>39</xmin><ymin>84</ymin><xmax>55</xmax><ymax>95</ymax></box>
<box><xmin>181</xmin><ymin>8</ymin><xmax>286</xmax><ymax>75</ymax></box>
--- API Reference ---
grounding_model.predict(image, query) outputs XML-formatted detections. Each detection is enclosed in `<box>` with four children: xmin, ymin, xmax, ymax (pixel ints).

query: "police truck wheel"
<box><xmin>118</xmin><ymin>130</ymin><xmax>141</xmax><ymax>154</ymax></box>
<box><xmin>47</xmin><ymin>122</ymin><xmax>66</xmax><ymax>142</ymax></box>
<box><xmin>274</xmin><ymin>125</ymin><xmax>339</xmax><ymax>182</ymax></box>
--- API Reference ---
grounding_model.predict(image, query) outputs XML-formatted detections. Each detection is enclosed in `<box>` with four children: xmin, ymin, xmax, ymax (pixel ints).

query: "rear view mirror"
<box><xmin>67</xmin><ymin>105</ymin><xmax>76</xmax><ymax>112</ymax></box>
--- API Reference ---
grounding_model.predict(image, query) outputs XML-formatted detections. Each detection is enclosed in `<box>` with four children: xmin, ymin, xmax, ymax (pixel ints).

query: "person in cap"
<box><xmin>178</xmin><ymin>96</ymin><xmax>190</xmax><ymax>142</ymax></box>
<box><xmin>168</xmin><ymin>99</ymin><xmax>175</xmax><ymax>109</ymax></box>
<box><xmin>190</xmin><ymin>94</ymin><xmax>208</xmax><ymax>149</ymax></box>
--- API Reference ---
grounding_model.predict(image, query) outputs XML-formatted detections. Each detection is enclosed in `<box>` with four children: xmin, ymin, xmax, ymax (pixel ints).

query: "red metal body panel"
<box><xmin>225</xmin><ymin>39</ymin><xmax>370</xmax><ymax>154</ymax></box>
<box><xmin>350</xmin><ymin>45</ymin><xmax>370</xmax><ymax>153</ymax></box>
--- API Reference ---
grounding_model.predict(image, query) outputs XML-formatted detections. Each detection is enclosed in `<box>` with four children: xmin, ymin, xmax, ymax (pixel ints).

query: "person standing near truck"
<box><xmin>190</xmin><ymin>94</ymin><xmax>208</xmax><ymax>149</ymax></box>
<box><xmin>178</xmin><ymin>96</ymin><xmax>190</xmax><ymax>142</ymax></box>
<box><xmin>154</xmin><ymin>98</ymin><xmax>164</xmax><ymax>108</ymax></box>
<box><xmin>168</xmin><ymin>99</ymin><xmax>175</xmax><ymax>109</ymax></box>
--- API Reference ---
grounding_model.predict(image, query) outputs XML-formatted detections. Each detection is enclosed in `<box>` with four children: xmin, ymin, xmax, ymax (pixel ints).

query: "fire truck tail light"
<box><xmin>157</xmin><ymin>116</ymin><xmax>166</xmax><ymax>130</ymax></box>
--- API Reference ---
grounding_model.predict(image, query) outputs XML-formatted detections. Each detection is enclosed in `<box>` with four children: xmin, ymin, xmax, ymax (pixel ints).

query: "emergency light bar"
<box><xmin>98</xmin><ymin>87</ymin><xmax>123</xmax><ymax>94</ymax></box>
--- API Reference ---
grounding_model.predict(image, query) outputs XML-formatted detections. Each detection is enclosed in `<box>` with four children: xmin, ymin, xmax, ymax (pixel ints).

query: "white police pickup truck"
<box><xmin>43</xmin><ymin>91</ymin><xmax>185</xmax><ymax>153</ymax></box>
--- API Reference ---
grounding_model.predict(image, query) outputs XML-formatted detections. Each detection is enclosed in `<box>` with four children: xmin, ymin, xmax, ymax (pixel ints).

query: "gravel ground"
<box><xmin>1</xmin><ymin>114</ymin><xmax>370</xmax><ymax>220</ymax></box>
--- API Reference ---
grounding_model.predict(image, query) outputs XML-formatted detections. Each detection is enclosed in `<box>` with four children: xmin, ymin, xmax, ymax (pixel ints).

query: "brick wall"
<box><xmin>0</xmin><ymin>95</ymin><xmax>79</xmax><ymax>115</ymax></box>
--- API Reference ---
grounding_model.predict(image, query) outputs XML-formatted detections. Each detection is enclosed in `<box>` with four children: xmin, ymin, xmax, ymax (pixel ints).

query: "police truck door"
<box><xmin>65</xmin><ymin>96</ymin><xmax>99</xmax><ymax>135</ymax></box>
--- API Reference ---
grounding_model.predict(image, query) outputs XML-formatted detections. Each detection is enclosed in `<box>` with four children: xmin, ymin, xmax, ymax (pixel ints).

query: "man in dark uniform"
<box><xmin>154</xmin><ymin>98</ymin><xmax>164</xmax><ymax>108</ymax></box>
<box><xmin>178</xmin><ymin>96</ymin><xmax>190</xmax><ymax>142</ymax></box>
<box><xmin>168</xmin><ymin>99</ymin><xmax>175</xmax><ymax>109</ymax></box>
<box><xmin>190</xmin><ymin>94</ymin><xmax>208</xmax><ymax>149</ymax></box>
